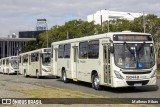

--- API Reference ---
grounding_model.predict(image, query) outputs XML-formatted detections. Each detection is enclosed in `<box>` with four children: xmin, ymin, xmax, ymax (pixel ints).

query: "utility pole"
<box><xmin>107</xmin><ymin>10</ymin><xmax>110</xmax><ymax>32</ymax></box>
<box><xmin>46</xmin><ymin>21</ymin><xmax>49</xmax><ymax>48</ymax></box>
<box><xmin>143</xmin><ymin>11</ymin><xmax>146</xmax><ymax>33</ymax></box>
<box><xmin>100</xmin><ymin>10</ymin><xmax>103</xmax><ymax>31</ymax></box>
<box><xmin>67</xmin><ymin>32</ymin><xmax>69</xmax><ymax>39</ymax></box>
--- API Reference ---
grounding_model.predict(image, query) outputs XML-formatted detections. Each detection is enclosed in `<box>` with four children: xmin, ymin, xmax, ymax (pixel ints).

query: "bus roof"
<box><xmin>0</xmin><ymin>56</ymin><xmax>19</xmax><ymax>60</ymax></box>
<box><xmin>51</xmin><ymin>31</ymin><xmax>151</xmax><ymax>45</ymax></box>
<box><xmin>19</xmin><ymin>48</ymin><xmax>51</xmax><ymax>56</ymax></box>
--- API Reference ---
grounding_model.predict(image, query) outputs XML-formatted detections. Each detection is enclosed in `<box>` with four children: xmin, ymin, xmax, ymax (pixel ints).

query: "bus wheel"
<box><xmin>24</xmin><ymin>71</ymin><xmax>28</xmax><ymax>77</ymax></box>
<box><xmin>3</xmin><ymin>69</ymin><xmax>5</xmax><ymax>74</ymax></box>
<box><xmin>36</xmin><ymin>72</ymin><xmax>41</xmax><ymax>79</ymax></box>
<box><xmin>62</xmin><ymin>70</ymin><xmax>68</xmax><ymax>83</ymax></box>
<box><xmin>92</xmin><ymin>74</ymin><xmax>101</xmax><ymax>90</ymax></box>
<box><xmin>7</xmin><ymin>70</ymin><xmax>10</xmax><ymax>75</ymax></box>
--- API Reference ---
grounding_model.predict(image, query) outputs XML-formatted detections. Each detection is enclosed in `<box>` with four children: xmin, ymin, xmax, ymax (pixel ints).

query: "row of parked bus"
<box><xmin>0</xmin><ymin>31</ymin><xmax>157</xmax><ymax>90</ymax></box>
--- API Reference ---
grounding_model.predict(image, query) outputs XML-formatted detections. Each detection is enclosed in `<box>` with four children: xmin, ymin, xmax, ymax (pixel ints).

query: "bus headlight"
<box><xmin>42</xmin><ymin>69</ymin><xmax>48</xmax><ymax>72</ymax></box>
<box><xmin>150</xmin><ymin>69</ymin><xmax>157</xmax><ymax>78</ymax></box>
<box><xmin>114</xmin><ymin>70</ymin><xmax>123</xmax><ymax>79</ymax></box>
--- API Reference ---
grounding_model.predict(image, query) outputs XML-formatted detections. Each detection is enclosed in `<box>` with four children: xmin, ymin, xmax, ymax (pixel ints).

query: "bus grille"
<box><xmin>126</xmin><ymin>80</ymin><xmax>149</xmax><ymax>86</ymax></box>
<box><xmin>122</xmin><ymin>71</ymin><xmax>151</xmax><ymax>74</ymax></box>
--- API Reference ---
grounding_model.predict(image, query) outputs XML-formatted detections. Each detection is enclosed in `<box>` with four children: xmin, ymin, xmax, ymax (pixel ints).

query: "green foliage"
<box><xmin>22</xmin><ymin>14</ymin><xmax>160</xmax><ymax>53</ymax></box>
<box><xmin>21</xmin><ymin>40</ymin><xmax>38</xmax><ymax>53</ymax></box>
<box><xmin>37</xmin><ymin>19</ymin><xmax>101</xmax><ymax>48</ymax></box>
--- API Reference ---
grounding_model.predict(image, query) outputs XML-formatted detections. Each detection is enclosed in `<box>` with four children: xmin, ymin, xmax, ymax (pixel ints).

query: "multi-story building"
<box><xmin>87</xmin><ymin>10</ymin><xmax>144</xmax><ymax>25</ymax></box>
<box><xmin>0</xmin><ymin>37</ymin><xmax>35</xmax><ymax>58</ymax></box>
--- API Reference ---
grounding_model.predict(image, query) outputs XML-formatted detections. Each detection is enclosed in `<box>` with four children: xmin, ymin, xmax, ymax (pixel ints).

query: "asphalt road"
<box><xmin>0</xmin><ymin>73</ymin><xmax>159</xmax><ymax>99</ymax></box>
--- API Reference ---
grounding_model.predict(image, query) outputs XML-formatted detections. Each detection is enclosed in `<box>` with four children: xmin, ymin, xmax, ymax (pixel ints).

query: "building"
<box><xmin>0</xmin><ymin>37</ymin><xmax>35</xmax><ymax>58</ymax></box>
<box><xmin>19</xmin><ymin>31</ymin><xmax>45</xmax><ymax>38</ymax></box>
<box><xmin>87</xmin><ymin>10</ymin><xmax>144</xmax><ymax>25</ymax></box>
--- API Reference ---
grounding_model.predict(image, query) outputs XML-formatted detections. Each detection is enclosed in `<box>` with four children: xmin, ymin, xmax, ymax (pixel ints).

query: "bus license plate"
<box><xmin>134</xmin><ymin>83</ymin><xmax>142</xmax><ymax>86</ymax></box>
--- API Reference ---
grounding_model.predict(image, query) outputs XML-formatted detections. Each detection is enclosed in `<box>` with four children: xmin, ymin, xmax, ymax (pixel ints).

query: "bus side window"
<box><xmin>88</xmin><ymin>40</ymin><xmax>99</xmax><ymax>59</ymax></box>
<box><xmin>79</xmin><ymin>41</ymin><xmax>88</xmax><ymax>59</ymax></box>
<box><xmin>64</xmin><ymin>44</ymin><xmax>71</xmax><ymax>58</ymax></box>
<box><xmin>58</xmin><ymin>45</ymin><xmax>64</xmax><ymax>58</ymax></box>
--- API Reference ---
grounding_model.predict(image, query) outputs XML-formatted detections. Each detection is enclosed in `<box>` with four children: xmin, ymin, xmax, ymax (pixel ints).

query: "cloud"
<box><xmin>0</xmin><ymin>0</ymin><xmax>159</xmax><ymax>37</ymax></box>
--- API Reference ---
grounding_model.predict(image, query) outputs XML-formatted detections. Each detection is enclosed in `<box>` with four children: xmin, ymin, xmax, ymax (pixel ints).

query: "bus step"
<box><xmin>73</xmin><ymin>78</ymin><xmax>78</xmax><ymax>81</ymax></box>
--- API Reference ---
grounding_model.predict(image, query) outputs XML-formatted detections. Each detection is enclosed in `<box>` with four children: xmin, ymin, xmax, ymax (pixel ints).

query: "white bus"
<box><xmin>0</xmin><ymin>58</ymin><xmax>6</xmax><ymax>73</ymax></box>
<box><xmin>0</xmin><ymin>56</ymin><xmax>19</xmax><ymax>74</ymax></box>
<box><xmin>19</xmin><ymin>48</ymin><xmax>52</xmax><ymax>78</ymax></box>
<box><xmin>0</xmin><ymin>59</ymin><xmax>2</xmax><ymax>73</ymax></box>
<box><xmin>51</xmin><ymin>31</ymin><xmax>157</xmax><ymax>90</ymax></box>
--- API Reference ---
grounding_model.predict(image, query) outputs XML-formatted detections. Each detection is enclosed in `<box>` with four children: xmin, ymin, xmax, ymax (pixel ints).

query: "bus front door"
<box><xmin>73</xmin><ymin>46</ymin><xmax>78</xmax><ymax>81</ymax></box>
<box><xmin>103</xmin><ymin>44</ymin><xmax>111</xmax><ymax>84</ymax></box>
<box><xmin>54</xmin><ymin>48</ymin><xmax>58</xmax><ymax>76</ymax></box>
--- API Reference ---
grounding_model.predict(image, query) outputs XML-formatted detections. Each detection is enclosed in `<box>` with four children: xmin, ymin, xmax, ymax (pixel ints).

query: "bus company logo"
<box><xmin>2</xmin><ymin>99</ymin><xmax>11</xmax><ymax>104</ymax></box>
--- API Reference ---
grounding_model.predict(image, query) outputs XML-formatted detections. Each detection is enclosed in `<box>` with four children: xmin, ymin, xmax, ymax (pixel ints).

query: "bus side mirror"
<box><xmin>110</xmin><ymin>46</ymin><xmax>114</xmax><ymax>53</ymax></box>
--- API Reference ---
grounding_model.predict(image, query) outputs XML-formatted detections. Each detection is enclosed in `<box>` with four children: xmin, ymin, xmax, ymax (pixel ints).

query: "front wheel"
<box><xmin>92</xmin><ymin>74</ymin><xmax>101</xmax><ymax>90</ymax></box>
<box><xmin>62</xmin><ymin>70</ymin><xmax>69</xmax><ymax>83</ymax></box>
<box><xmin>36</xmin><ymin>71</ymin><xmax>41</xmax><ymax>79</ymax></box>
<box><xmin>24</xmin><ymin>71</ymin><xmax>29</xmax><ymax>78</ymax></box>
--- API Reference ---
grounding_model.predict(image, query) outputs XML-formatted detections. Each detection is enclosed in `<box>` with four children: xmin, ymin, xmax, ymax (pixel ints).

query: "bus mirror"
<box><xmin>110</xmin><ymin>46</ymin><xmax>114</xmax><ymax>53</ymax></box>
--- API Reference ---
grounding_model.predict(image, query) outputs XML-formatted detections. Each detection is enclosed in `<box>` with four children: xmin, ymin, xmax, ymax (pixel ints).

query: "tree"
<box><xmin>37</xmin><ymin>20</ymin><xmax>101</xmax><ymax>48</ymax></box>
<box><xmin>22</xmin><ymin>14</ymin><xmax>160</xmax><ymax>57</ymax></box>
<box><xmin>21</xmin><ymin>40</ymin><xmax>38</xmax><ymax>53</ymax></box>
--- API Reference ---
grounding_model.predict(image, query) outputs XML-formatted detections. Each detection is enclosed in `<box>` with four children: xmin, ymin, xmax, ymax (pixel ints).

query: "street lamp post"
<box><xmin>128</xmin><ymin>12</ymin><xmax>146</xmax><ymax>33</ymax></box>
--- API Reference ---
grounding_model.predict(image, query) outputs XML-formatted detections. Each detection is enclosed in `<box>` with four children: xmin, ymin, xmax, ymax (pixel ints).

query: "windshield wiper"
<box><xmin>123</xmin><ymin>42</ymin><xmax>134</xmax><ymax>54</ymax></box>
<box><xmin>137</xmin><ymin>41</ymin><xmax>145</xmax><ymax>54</ymax></box>
<box><xmin>123</xmin><ymin>42</ymin><xmax>137</xmax><ymax>68</ymax></box>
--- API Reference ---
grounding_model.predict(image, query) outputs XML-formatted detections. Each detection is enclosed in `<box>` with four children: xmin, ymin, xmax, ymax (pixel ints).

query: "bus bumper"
<box><xmin>10</xmin><ymin>69</ymin><xmax>19</xmax><ymax>74</ymax></box>
<box><xmin>112</xmin><ymin>77</ymin><xmax>157</xmax><ymax>88</ymax></box>
<box><xmin>41</xmin><ymin>71</ymin><xmax>52</xmax><ymax>76</ymax></box>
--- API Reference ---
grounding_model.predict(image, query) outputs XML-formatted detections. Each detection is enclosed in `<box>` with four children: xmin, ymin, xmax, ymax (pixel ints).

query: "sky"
<box><xmin>0</xmin><ymin>0</ymin><xmax>160</xmax><ymax>37</ymax></box>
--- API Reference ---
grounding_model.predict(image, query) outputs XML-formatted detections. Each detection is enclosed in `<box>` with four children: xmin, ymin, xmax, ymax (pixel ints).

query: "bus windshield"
<box><xmin>11</xmin><ymin>60</ymin><xmax>19</xmax><ymax>68</ymax></box>
<box><xmin>42</xmin><ymin>53</ymin><xmax>51</xmax><ymax>66</ymax></box>
<box><xmin>114</xmin><ymin>43</ymin><xmax>155</xmax><ymax>69</ymax></box>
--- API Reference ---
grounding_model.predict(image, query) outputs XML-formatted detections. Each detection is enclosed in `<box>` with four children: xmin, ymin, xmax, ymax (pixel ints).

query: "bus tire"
<box><xmin>92</xmin><ymin>74</ymin><xmax>101</xmax><ymax>90</ymax></box>
<box><xmin>24</xmin><ymin>71</ymin><xmax>28</xmax><ymax>78</ymax></box>
<box><xmin>36</xmin><ymin>71</ymin><xmax>41</xmax><ymax>79</ymax></box>
<box><xmin>62</xmin><ymin>70</ymin><xmax>68</xmax><ymax>83</ymax></box>
<box><xmin>3</xmin><ymin>69</ymin><xmax>5</xmax><ymax>74</ymax></box>
<box><xmin>7</xmin><ymin>70</ymin><xmax>10</xmax><ymax>75</ymax></box>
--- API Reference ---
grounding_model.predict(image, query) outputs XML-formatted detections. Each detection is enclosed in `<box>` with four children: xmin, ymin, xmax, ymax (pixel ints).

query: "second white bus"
<box><xmin>19</xmin><ymin>48</ymin><xmax>52</xmax><ymax>78</ymax></box>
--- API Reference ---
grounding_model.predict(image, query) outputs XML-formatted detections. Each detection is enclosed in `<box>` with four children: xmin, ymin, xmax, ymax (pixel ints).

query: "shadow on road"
<box><xmin>56</xmin><ymin>78</ymin><xmax>159</xmax><ymax>93</ymax></box>
<box><xmin>102</xmin><ymin>85</ymin><xmax>159</xmax><ymax>93</ymax></box>
<box><xmin>11</xmin><ymin>74</ymin><xmax>57</xmax><ymax>79</ymax></box>
<box><xmin>56</xmin><ymin>79</ymin><xmax>92</xmax><ymax>88</ymax></box>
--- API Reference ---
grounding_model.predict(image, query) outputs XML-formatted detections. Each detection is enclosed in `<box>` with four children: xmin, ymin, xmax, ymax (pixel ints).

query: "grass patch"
<box><xmin>0</xmin><ymin>83</ymin><xmax>6</xmax><ymax>86</ymax></box>
<box><xmin>9</xmin><ymin>87</ymin><xmax>153</xmax><ymax>107</ymax></box>
<box><xmin>12</xmin><ymin>87</ymin><xmax>104</xmax><ymax>98</ymax></box>
<box><xmin>11</xmin><ymin>88</ymin><xmax>151</xmax><ymax>107</ymax></box>
<box><xmin>158</xmin><ymin>70</ymin><xmax>160</xmax><ymax>76</ymax></box>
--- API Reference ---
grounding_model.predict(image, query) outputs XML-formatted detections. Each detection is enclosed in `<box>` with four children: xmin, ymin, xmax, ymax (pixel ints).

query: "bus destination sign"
<box><xmin>113</xmin><ymin>35</ymin><xmax>152</xmax><ymax>41</ymax></box>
